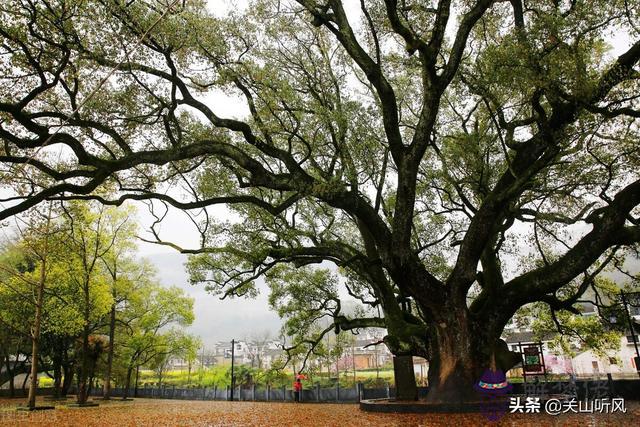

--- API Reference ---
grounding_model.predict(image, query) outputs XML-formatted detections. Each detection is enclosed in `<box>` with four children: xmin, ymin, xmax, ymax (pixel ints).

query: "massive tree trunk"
<box><xmin>423</xmin><ymin>306</ymin><xmax>520</xmax><ymax>404</ymax></box>
<box><xmin>425</xmin><ymin>330</ymin><xmax>482</xmax><ymax>403</ymax></box>
<box><xmin>380</xmin><ymin>275</ymin><xmax>521</xmax><ymax>404</ymax></box>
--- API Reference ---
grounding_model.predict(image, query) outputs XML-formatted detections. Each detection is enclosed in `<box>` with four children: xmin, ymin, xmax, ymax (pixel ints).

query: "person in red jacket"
<box><xmin>293</xmin><ymin>377</ymin><xmax>302</xmax><ymax>402</ymax></box>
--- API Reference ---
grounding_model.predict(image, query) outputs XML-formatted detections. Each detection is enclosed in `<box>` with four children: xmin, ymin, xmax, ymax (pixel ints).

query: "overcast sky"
<box><xmin>134</xmin><ymin>0</ymin><xmax>637</xmax><ymax>349</ymax></box>
<box><xmin>145</xmin><ymin>251</ymin><xmax>283</xmax><ymax>348</ymax></box>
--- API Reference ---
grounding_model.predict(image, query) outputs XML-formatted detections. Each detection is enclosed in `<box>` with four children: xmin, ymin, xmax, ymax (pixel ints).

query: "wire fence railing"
<box><xmin>1</xmin><ymin>377</ymin><xmax>639</xmax><ymax>402</ymax></box>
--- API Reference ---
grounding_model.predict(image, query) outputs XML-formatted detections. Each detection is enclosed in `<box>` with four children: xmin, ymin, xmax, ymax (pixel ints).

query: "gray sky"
<box><xmin>133</xmin><ymin>0</ymin><xmax>637</xmax><ymax>348</ymax></box>
<box><xmin>145</xmin><ymin>251</ymin><xmax>283</xmax><ymax>348</ymax></box>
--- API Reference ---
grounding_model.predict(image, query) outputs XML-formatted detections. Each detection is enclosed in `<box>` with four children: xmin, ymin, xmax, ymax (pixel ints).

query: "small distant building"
<box><xmin>211</xmin><ymin>339</ymin><xmax>285</xmax><ymax>368</ymax></box>
<box><xmin>571</xmin><ymin>333</ymin><xmax>639</xmax><ymax>378</ymax></box>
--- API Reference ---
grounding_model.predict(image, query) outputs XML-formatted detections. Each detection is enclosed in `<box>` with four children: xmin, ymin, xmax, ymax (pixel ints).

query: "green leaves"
<box><xmin>114</xmin><ymin>275</ymin><xmax>195</xmax><ymax>374</ymax></box>
<box><xmin>514</xmin><ymin>276</ymin><xmax>633</xmax><ymax>358</ymax></box>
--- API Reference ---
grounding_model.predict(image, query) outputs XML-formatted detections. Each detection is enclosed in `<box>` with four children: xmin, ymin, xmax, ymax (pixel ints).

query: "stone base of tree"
<box><xmin>66</xmin><ymin>402</ymin><xmax>99</xmax><ymax>408</ymax></box>
<box><xmin>360</xmin><ymin>397</ymin><xmax>510</xmax><ymax>413</ymax></box>
<box><xmin>16</xmin><ymin>406</ymin><xmax>55</xmax><ymax>411</ymax></box>
<box><xmin>95</xmin><ymin>397</ymin><xmax>133</xmax><ymax>401</ymax></box>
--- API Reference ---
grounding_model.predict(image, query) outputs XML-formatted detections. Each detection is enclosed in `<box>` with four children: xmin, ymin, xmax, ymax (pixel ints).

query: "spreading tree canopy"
<box><xmin>1</xmin><ymin>0</ymin><xmax>640</xmax><ymax>402</ymax></box>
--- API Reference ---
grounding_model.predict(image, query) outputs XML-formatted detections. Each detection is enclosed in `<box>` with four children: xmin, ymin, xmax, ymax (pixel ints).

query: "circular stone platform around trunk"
<box><xmin>360</xmin><ymin>394</ymin><xmax>573</xmax><ymax>413</ymax></box>
<box><xmin>16</xmin><ymin>406</ymin><xmax>56</xmax><ymax>411</ymax></box>
<box><xmin>66</xmin><ymin>402</ymin><xmax>100</xmax><ymax>408</ymax></box>
<box><xmin>360</xmin><ymin>398</ymin><xmax>504</xmax><ymax>413</ymax></box>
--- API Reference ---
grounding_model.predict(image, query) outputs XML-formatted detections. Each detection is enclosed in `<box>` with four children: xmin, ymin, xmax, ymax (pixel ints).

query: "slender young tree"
<box><xmin>0</xmin><ymin>246</ymin><xmax>37</xmax><ymax>399</ymax></box>
<box><xmin>25</xmin><ymin>204</ymin><xmax>53</xmax><ymax>409</ymax></box>
<box><xmin>116</xmin><ymin>283</ymin><xmax>194</xmax><ymax>399</ymax></box>
<box><xmin>59</xmin><ymin>202</ymin><xmax>124</xmax><ymax>404</ymax></box>
<box><xmin>97</xmin><ymin>205</ymin><xmax>138</xmax><ymax>400</ymax></box>
<box><xmin>0</xmin><ymin>205</ymin><xmax>61</xmax><ymax>408</ymax></box>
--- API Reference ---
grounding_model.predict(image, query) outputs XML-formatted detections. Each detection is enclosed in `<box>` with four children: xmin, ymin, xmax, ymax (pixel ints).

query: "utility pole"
<box><xmin>199</xmin><ymin>345</ymin><xmax>205</xmax><ymax>384</ymax></box>
<box><xmin>621</xmin><ymin>291</ymin><xmax>640</xmax><ymax>378</ymax></box>
<box><xmin>230</xmin><ymin>339</ymin><xmax>235</xmax><ymax>401</ymax></box>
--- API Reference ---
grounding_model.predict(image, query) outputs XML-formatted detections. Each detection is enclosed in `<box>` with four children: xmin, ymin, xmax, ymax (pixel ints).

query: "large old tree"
<box><xmin>1</xmin><ymin>0</ymin><xmax>639</xmax><ymax>403</ymax></box>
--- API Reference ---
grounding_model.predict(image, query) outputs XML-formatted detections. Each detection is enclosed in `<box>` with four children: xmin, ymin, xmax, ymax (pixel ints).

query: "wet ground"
<box><xmin>0</xmin><ymin>397</ymin><xmax>637</xmax><ymax>426</ymax></box>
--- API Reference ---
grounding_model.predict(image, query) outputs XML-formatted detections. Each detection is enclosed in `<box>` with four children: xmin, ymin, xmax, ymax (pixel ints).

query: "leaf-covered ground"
<box><xmin>0</xmin><ymin>398</ymin><xmax>637</xmax><ymax>426</ymax></box>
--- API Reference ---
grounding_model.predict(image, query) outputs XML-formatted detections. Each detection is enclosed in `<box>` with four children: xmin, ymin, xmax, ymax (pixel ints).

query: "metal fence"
<box><xmin>3</xmin><ymin>378</ymin><xmax>638</xmax><ymax>402</ymax></box>
<box><xmin>83</xmin><ymin>382</ymin><xmax>401</xmax><ymax>403</ymax></box>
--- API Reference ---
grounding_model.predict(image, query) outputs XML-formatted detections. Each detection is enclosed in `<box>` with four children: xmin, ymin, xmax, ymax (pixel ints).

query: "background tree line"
<box><xmin>0</xmin><ymin>200</ymin><xmax>198</xmax><ymax>407</ymax></box>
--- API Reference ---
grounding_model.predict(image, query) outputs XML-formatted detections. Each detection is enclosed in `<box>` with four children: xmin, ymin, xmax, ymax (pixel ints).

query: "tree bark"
<box><xmin>134</xmin><ymin>365</ymin><xmax>140</xmax><ymax>398</ymax></box>
<box><xmin>423</xmin><ymin>309</ymin><xmax>520</xmax><ymax>404</ymax></box>
<box><xmin>26</xmin><ymin>336</ymin><xmax>40</xmax><ymax>407</ymax></box>
<box><xmin>61</xmin><ymin>364</ymin><xmax>74</xmax><ymax>397</ymax></box>
<box><xmin>52</xmin><ymin>361</ymin><xmax>62</xmax><ymax>399</ymax></box>
<box><xmin>393</xmin><ymin>355</ymin><xmax>417</xmax><ymax>400</ymax></box>
<box><xmin>3</xmin><ymin>354</ymin><xmax>15</xmax><ymax>397</ymax></box>
<box><xmin>123</xmin><ymin>366</ymin><xmax>133</xmax><ymax>400</ymax></box>
<box><xmin>87</xmin><ymin>375</ymin><xmax>94</xmax><ymax>398</ymax></box>
<box><xmin>27</xmin><ymin>256</ymin><xmax>47</xmax><ymax>409</ymax></box>
<box><xmin>77</xmin><ymin>275</ymin><xmax>91</xmax><ymax>404</ymax></box>
<box><xmin>425</xmin><ymin>341</ymin><xmax>481</xmax><ymax>404</ymax></box>
<box><xmin>102</xmin><ymin>303</ymin><xmax>116</xmax><ymax>400</ymax></box>
<box><xmin>77</xmin><ymin>323</ymin><xmax>90</xmax><ymax>404</ymax></box>
<box><xmin>62</xmin><ymin>362</ymin><xmax>74</xmax><ymax>397</ymax></box>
